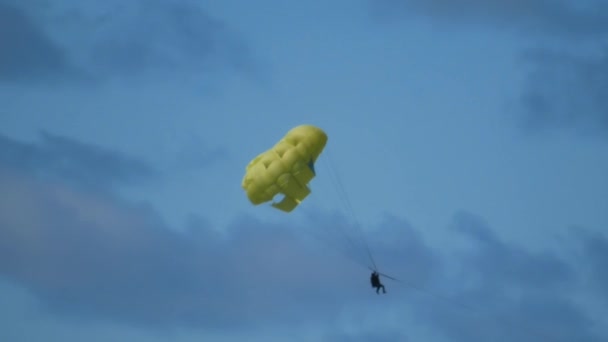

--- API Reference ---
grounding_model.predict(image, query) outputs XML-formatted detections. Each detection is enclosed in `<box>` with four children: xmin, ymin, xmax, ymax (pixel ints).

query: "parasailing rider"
<box><xmin>370</xmin><ymin>271</ymin><xmax>386</xmax><ymax>294</ymax></box>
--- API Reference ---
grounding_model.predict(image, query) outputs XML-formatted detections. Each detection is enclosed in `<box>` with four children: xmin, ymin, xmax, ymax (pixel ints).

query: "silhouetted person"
<box><xmin>370</xmin><ymin>271</ymin><xmax>386</xmax><ymax>294</ymax></box>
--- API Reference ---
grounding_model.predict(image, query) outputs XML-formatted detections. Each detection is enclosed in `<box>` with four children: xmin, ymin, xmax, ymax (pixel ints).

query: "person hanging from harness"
<box><xmin>370</xmin><ymin>271</ymin><xmax>386</xmax><ymax>294</ymax></box>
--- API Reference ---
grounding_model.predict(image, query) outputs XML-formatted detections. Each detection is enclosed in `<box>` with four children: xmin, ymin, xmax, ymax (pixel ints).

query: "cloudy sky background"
<box><xmin>1</xmin><ymin>0</ymin><xmax>607</xmax><ymax>341</ymax></box>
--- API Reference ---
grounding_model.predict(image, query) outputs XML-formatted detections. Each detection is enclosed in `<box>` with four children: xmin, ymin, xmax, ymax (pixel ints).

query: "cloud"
<box><xmin>0</xmin><ymin>168</ymin><xmax>369</xmax><ymax>331</ymax></box>
<box><xmin>0</xmin><ymin>137</ymin><xmax>429</xmax><ymax>332</ymax></box>
<box><xmin>370</xmin><ymin>0</ymin><xmax>608</xmax><ymax>137</ymax></box>
<box><xmin>0</xmin><ymin>131</ymin><xmax>158</xmax><ymax>191</ymax></box>
<box><xmin>1</xmin><ymin>0</ymin><xmax>258</xmax><ymax>83</ymax></box>
<box><xmin>421</xmin><ymin>212</ymin><xmax>599</xmax><ymax>342</ymax></box>
<box><xmin>82</xmin><ymin>0</ymin><xmax>256</xmax><ymax>78</ymax></box>
<box><xmin>371</xmin><ymin>0</ymin><xmax>608</xmax><ymax>37</ymax></box>
<box><xmin>324</xmin><ymin>330</ymin><xmax>409</xmax><ymax>342</ymax></box>
<box><xmin>449</xmin><ymin>212</ymin><xmax>575</xmax><ymax>291</ymax></box>
<box><xmin>0</xmin><ymin>137</ymin><xmax>606</xmax><ymax>339</ymax></box>
<box><xmin>303</xmin><ymin>210</ymin><xmax>442</xmax><ymax>287</ymax></box>
<box><xmin>572</xmin><ymin>227</ymin><xmax>608</xmax><ymax>303</ymax></box>
<box><xmin>1</xmin><ymin>174</ymin><xmax>607</xmax><ymax>340</ymax></box>
<box><xmin>0</xmin><ymin>2</ymin><xmax>77</xmax><ymax>83</ymax></box>
<box><xmin>519</xmin><ymin>47</ymin><xmax>608</xmax><ymax>137</ymax></box>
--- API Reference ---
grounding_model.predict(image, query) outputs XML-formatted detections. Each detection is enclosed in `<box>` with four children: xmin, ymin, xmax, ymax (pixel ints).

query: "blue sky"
<box><xmin>1</xmin><ymin>0</ymin><xmax>607</xmax><ymax>341</ymax></box>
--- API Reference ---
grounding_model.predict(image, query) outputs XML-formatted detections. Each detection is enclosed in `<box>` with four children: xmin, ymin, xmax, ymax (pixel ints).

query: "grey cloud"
<box><xmin>84</xmin><ymin>0</ymin><xmax>256</xmax><ymax>78</ymax></box>
<box><xmin>372</xmin><ymin>214</ymin><xmax>442</xmax><ymax>286</ymax></box>
<box><xmin>519</xmin><ymin>47</ymin><xmax>608</xmax><ymax>137</ymax></box>
<box><xmin>0</xmin><ymin>131</ymin><xmax>158</xmax><ymax>190</ymax></box>
<box><xmin>302</xmin><ymin>209</ymin><xmax>442</xmax><ymax>286</ymax></box>
<box><xmin>371</xmin><ymin>0</ymin><xmax>608</xmax><ymax>37</ymax></box>
<box><xmin>325</xmin><ymin>330</ymin><xmax>409</xmax><ymax>342</ymax></box>
<box><xmin>572</xmin><ymin>227</ymin><xmax>608</xmax><ymax>303</ymax></box>
<box><xmin>423</xmin><ymin>293</ymin><xmax>600</xmax><ymax>342</ymax></box>
<box><xmin>0</xmin><ymin>2</ymin><xmax>77</xmax><ymax>83</ymax></box>
<box><xmin>415</xmin><ymin>211</ymin><xmax>603</xmax><ymax>342</ymax></box>
<box><xmin>0</xmin><ymin>165</ymin><xmax>440</xmax><ymax>331</ymax></box>
<box><xmin>0</xmin><ymin>166</ymin><xmax>606</xmax><ymax>339</ymax></box>
<box><xmin>371</xmin><ymin>0</ymin><xmax>608</xmax><ymax>137</ymax></box>
<box><xmin>2</xmin><ymin>0</ymin><xmax>258</xmax><ymax>83</ymax></box>
<box><xmin>0</xmin><ymin>170</ymin><xmax>373</xmax><ymax>330</ymax></box>
<box><xmin>450</xmin><ymin>212</ymin><xmax>575</xmax><ymax>291</ymax></box>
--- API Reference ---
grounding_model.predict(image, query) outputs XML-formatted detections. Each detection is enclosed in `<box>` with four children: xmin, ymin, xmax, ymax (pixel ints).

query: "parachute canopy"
<box><xmin>242</xmin><ymin>124</ymin><xmax>328</xmax><ymax>212</ymax></box>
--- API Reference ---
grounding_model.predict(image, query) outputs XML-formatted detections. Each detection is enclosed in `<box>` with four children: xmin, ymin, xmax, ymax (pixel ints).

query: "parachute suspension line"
<box><xmin>323</xmin><ymin>147</ymin><xmax>379</xmax><ymax>272</ymax></box>
<box><xmin>319</xmin><ymin>156</ymin><xmax>369</xmax><ymax>268</ymax></box>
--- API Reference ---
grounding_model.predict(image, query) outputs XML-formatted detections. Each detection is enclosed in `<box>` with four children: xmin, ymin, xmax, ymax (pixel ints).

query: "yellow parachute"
<box><xmin>242</xmin><ymin>124</ymin><xmax>328</xmax><ymax>212</ymax></box>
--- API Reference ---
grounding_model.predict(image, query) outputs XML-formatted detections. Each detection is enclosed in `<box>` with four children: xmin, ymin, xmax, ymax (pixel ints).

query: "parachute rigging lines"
<box><xmin>240</xmin><ymin>123</ymin><xmax>379</xmax><ymax>271</ymax></box>
<box><xmin>322</xmin><ymin>147</ymin><xmax>378</xmax><ymax>272</ymax></box>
